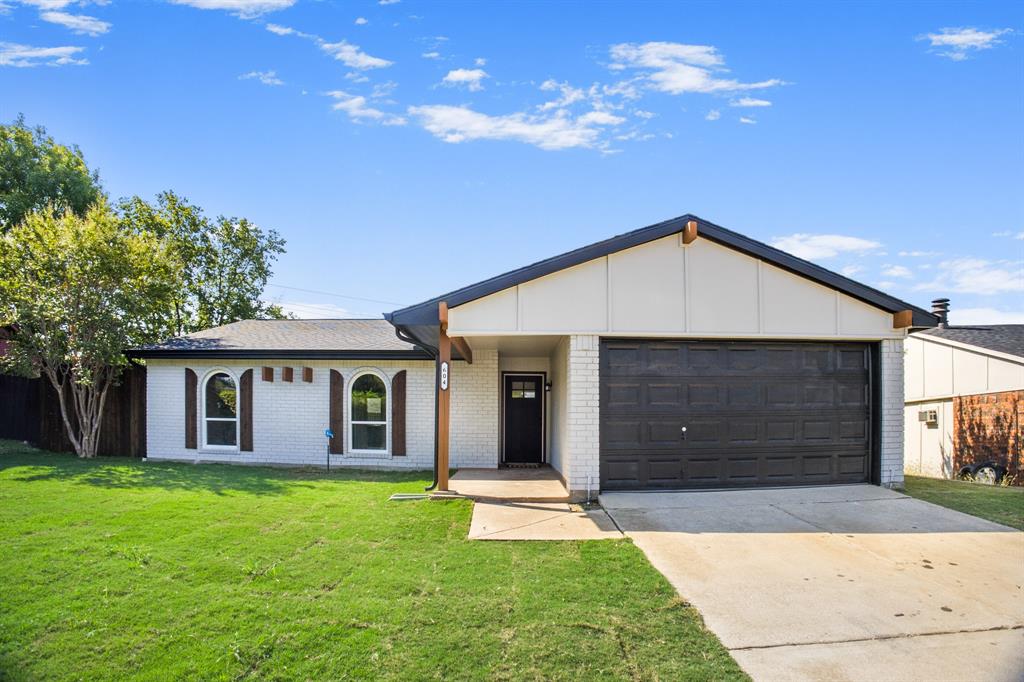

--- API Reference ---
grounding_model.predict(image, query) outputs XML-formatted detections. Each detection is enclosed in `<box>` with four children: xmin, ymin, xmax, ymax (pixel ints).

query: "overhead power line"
<box><xmin>266</xmin><ymin>283</ymin><xmax>408</xmax><ymax>307</ymax></box>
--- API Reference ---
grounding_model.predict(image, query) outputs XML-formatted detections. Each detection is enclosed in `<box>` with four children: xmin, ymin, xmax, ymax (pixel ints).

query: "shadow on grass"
<box><xmin>0</xmin><ymin>440</ymin><xmax>430</xmax><ymax>497</ymax></box>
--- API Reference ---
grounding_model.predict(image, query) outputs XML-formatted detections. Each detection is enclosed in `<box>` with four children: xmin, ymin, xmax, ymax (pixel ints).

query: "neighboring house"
<box><xmin>130</xmin><ymin>214</ymin><xmax>936</xmax><ymax>499</ymax></box>
<box><xmin>904</xmin><ymin>303</ymin><xmax>1023</xmax><ymax>483</ymax></box>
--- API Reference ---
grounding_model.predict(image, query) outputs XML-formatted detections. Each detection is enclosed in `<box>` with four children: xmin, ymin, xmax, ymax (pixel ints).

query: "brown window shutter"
<box><xmin>185</xmin><ymin>368</ymin><xmax>197</xmax><ymax>449</ymax></box>
<box><xmin>240</xmin><ymin>369</ymin><xmax>253</xmax><ymax>452</ymax></box>
<box><xmin>302</xmin><ymin>367</ymin><xmax>313</xmax><ymax>383</ymax></box>
<box><xmin>392</xmin><ymin>370</ymin><xmax>406</xmax><ymax>456</ymax></box>
<box><xmin>262</xmin><ymin>367</ymin><xmax>274</xmax><ymax>382</ymax></box>
<box><xmin>281</xmin><ymin>367</ymin><xmax>293</xmax><ymax>382</ymax></box>
<box><xmin>329</xmin><ymin>370</ymin><xmax>344</xmax><ymax>454</ymax></box>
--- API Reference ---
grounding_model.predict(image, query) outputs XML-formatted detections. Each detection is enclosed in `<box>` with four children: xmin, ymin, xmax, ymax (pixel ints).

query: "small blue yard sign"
<box><xmin>325</xmin><ymin>428</ymin><xmax>334</xmax><ymax>439</ymax></box>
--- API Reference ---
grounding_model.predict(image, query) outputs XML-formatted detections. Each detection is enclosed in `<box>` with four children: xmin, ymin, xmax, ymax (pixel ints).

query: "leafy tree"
<box><xmin>0</xmin><ymin>204</ymin><xmax>177</xmax><ymax>458</ymax></box>
<box><xmin>119</xmin><ymin>192</ymin><xmax>288</xmax><ymax>335</ymax></box>
<box><xmin>0</xmin><ymin>116</ymin><xmax>103</xmax><ymax>232</ymax></box>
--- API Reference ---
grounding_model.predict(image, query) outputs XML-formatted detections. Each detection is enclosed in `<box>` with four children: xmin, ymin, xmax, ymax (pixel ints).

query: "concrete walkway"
<box><xmin>468</xmin><ymin>501</ymin><xmax>622</xmax><ymax>540</ymax></box>
<box><xmin>449</xmin><ymin>468</ymin><xmax>569</xmax><ymax>502</ymax></box>
<box><xmin>601</xmin><ymin>485</ymin><xmax>1024</xmax><ymax>682</ymax></box>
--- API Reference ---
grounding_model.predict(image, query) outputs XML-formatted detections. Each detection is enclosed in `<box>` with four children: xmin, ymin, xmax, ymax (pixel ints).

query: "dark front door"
<box><xmin>503</xmin><ymin>374</ymin><xmax>544</xmax><ymax>464</ymax></box>
<box><xmin>600</xmin><ymin>340</ymin><xmax>872</xmax><ymax>490</ymax></box>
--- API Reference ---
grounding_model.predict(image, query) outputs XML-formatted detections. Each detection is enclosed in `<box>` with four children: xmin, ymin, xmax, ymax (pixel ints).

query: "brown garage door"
<box><xmin>600</xmin><ymin>340</ymin><xmax>872</xmax><ymax>490</ymax></box>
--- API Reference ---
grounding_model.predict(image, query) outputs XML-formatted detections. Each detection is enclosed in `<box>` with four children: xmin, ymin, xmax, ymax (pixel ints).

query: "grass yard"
<box><xmin>0</xmin><ymin>440</ymin><xmax>743</xmax><ymax>681</ymax></box>
<box><xmin>904</xmin><ymin>475</ymin><xmax>1024</xmax><ymax>530</ymax></box>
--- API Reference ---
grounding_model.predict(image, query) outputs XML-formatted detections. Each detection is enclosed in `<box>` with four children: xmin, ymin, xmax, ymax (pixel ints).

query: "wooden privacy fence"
<box><xmin>0</xmin><ymin>365</ymin><xmax>146</xmax><ymax>457</ymax></box>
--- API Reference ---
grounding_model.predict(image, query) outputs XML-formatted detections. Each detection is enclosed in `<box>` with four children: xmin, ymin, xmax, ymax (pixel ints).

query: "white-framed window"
<box><xmin>349</xmin><ymin>370</ymin><xmax>388</xmax><ymax>454</ymax></box>
<box><xmin>202</xmin><ymin>369</ymin><xmax>239</xmax><ymax>450</ymax></box>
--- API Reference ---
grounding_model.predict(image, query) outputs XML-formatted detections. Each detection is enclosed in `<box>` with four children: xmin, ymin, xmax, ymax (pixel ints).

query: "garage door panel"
<box><xmin>601</xmin><ymin>340</ymin><xmax>872</xmax><ymax>490</ymax></box>
<box><xmin>606</xmin><ymin>382</ymin><xmax>641</xmax><ymax>409</ymax></box>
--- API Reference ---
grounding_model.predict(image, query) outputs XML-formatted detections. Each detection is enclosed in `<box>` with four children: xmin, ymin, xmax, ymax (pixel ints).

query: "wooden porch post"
<box><xmin>437</xmin><ymin>302</ymin><xmax>451</xmax><ymax>492</ymax></box>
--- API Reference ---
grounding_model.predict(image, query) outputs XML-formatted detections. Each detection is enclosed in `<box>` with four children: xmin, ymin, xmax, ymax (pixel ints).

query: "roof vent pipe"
<box><xmin>931</xmin><ymin>298</ymin><xmax>950</xmax><ymax>328</ymax></box>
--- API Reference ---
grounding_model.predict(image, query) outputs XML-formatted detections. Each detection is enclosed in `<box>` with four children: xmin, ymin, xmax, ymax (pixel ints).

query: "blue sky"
<box><xmin>2</xmin><ymin>0</ymin><xmax>1022</xmax><ymax>323</ymax></box>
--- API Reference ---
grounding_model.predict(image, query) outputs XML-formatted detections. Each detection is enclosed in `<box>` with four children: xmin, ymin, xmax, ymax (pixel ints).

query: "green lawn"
<box><xmin>0</xmin><ymin>441</ymin><xmax>743</xmax><ymax>681</ymax></box>
<box><xmin>904</xmin><ymin>475</ymin><xmax>1024</xmax><ymax>530</ymax></box>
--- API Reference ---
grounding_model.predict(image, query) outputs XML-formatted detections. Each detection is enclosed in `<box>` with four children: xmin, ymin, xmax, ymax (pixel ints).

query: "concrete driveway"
<box><xmin>600</xmin><ymin>485</ymin><xmax>1024</xmax><ymax>682</ymax></box>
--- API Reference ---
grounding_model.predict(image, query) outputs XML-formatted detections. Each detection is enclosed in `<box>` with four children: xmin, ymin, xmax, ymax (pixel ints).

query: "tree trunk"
<box><xmin>43</xmin><ymin>365</ymin><xmax>111</xmax><ymax>459</ymax></box>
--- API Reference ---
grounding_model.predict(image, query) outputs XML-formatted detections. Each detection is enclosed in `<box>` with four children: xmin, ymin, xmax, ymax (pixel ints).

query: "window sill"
<box><xmin>344</xmin><ymin>450</ymin><xmax>391</xmax><ymax>459</ymax></box>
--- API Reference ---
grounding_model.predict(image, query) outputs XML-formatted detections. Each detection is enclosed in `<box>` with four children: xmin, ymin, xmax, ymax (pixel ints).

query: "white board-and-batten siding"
<box><xmin>447</xmin><ymin>235</ymin><xmax>904</xmax><ymax>340</ymax></box>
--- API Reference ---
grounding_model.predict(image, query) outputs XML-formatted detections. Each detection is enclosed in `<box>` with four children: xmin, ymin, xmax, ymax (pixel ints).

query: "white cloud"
<box><xmin>992</xmin><ymin>230</ymin><xmax>1024</xmax><ymax>240</ymax></box>
<box><xmin>919</xmin><ymin>27</ymin><xmax>1012</xmax><ymax>61</ymax></box>
<box><xmin>345</xmin><ymin>71</ymin><xmax>369</xmax><ymax>83</ymax></box>
<box><xmin>739</xmin><ymin>116</ymin><xmax>756</xmax><ymax>124</ymax></box>
<box><xmin>378</xmin><ymin>0</ymin><xmax>399</xmax><ymax>4</ymax></box>
<box><xmin>265</xmin><ymin>22</ymin><xmax>300</xmax><ymax>36</ymax></box>
<box><xmin>730</xmin><ymin>97</ymin><xmax>771</xmax><ymax>107</ymax></box>
<box><xmin>408</xmin><ymin>105</ymin><xmax>621</xmax><ymax>151</ymax></box>
<box><xmin>705</xmin><ymin>109</ymin><xmax>720</xmax><ymax>121</ymax></box>
<box><xmin>239</xmin><ymin>69</ymin><xmax>283</xmax><ymax>86</ymax></box>
<box><xmin>609</xmin><ymin>41</ymin><xmax>785</xmax><ymax>95</ymax></box>
<box><xmin>421</xmin><ymin>51</ymin><xmax>441</xmax><ymax>59</ymax></box>
<box><xmin>770</xmin><ymin>233</ymin><xmax>883</xmax><ymax>260</ymax></box>
<box><xmin>474</xmin><ymin>57</ymin><xmax>486</xmax><ymax>66</ymax></box>
<box><xmin>320</xmin><ymin>40</ymin><xmax>392</xmax><ymax>69</ymax></box>
<box><xmin>633</xmin><ymin>109</ymin><xmax>655</xmax><ymax>119</ymax></box>
<box><xmin>882</xmin><ymin>265</ymin><xmax>912</xmax><ymax>278</ymax></box>
<box><xmin>898</xmin><ymin>250</ymin><xmax>939</xmax><ymax>257</ymax></box>
<box><xmin>169</xmin><ymin>0</ymin><xmax>295</xmax><ymax>18</ymax></box>
<box><xmin>440</xmin><ymin>67</ymin><xmax>488</xmax><ymax>91</ymax></box>
<box><xmin>16</xmin><ymin>1</ymin><xmax>78</xmax><ymax>7</ymax></box>
<box><xmin>915</xmin><ymin>258</ymin><xmax>1024</xmax><ymax>295</ymax></box>
<box><xmin>0</xmin><ymin>41</ymin><xmax>86</xmax><ymax>67</ymax></box>
<box><xmin>538</xmin><ymin>79</ymin><xmax>585</xmax><ymax>111</ymax></box>
<box><xmin>840</xmin><ymin>264</ymin><xmax>864</xmax><ymax>277</ymax></box>
<box><xmin>615</xmin><ymin>130</ymin><xmax>655</xmax><ymax>142</ymax></box>
<box><xmin>326</xmin><ymin>90</ymin><xmax>406</xmax><ymax>125</ymax></box>
<box><xmin>39</xmin><ymin>11</ymin><xmax>110</xmax><ymax>36</ymax></box>
<box><xmin>949</xmin><ymin>307</ymin><xmax>1024</xmax><ymax>325</ymax></box>
<box><xmin>578</xmin><ymin>110</ymin><xmax>625</xmax><ymax>126</ymax></box>
<box><xmin>354</xmin><ymin>16</ymin><xmax>367</xmax><ymax>25</ymax></box>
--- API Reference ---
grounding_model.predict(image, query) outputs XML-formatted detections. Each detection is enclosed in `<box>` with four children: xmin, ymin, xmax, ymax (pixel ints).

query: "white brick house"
<box><xmin>133</xmin><ymin>214</ymin><xmax>936</xmax><ymax>499</ymax></box>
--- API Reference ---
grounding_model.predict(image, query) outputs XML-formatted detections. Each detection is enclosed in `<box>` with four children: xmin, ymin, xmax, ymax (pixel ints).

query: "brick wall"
<box><xmin>146</xmin><ymin>353</ymin><xmax>501</xmax><ymax>471</ymax></box>
<box><xmin>564</xmin><ymin>335</ymin><xmax>600</xmax><ymax>500</ymax></box>
<box><xmin>879</xmin><ymin>338</ymin><xmax>905</xmax><ymax>488</ymax></box>
<box><xmin>953</xmin><ymin>389</ymin><xmax>1023</xmax><ymax>483</ymax></box>
<box><xmin>449</xmin><ymin>349</ymin><xmax>500</xmax><ymax>468</ymax></box>
<box><xmin>147</xmin><ymin>359</ymin><xmax>435</xmax><ymax>469</ymax></box>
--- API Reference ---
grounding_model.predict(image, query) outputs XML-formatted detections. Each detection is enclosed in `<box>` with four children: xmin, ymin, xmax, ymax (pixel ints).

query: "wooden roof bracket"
<box><xmin>681</xmin><ymin>220</ymin><xmax>699</xmax><ymax>245</ymax></box>
<box><xmin>892</xmin><ymin>310</ymin><xmax>914</xmax><ymax>329</ymax></box>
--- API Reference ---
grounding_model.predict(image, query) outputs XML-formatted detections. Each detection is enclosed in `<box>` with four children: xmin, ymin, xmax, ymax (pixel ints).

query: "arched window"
<box><xmin>350</xmin><ymin>371</ymin><xmax>387</xmax><ymax>452</ymax></box>
<box><xmin>203</xmin><ymin>371</ymin><xmax>238</xmax><ymax>449</ymax></box>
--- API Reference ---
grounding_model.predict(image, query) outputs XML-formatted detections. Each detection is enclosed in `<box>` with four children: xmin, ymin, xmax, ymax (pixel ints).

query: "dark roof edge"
<box><xmin>387</xmin><ymin>214</ymin><xmax>937</xmax><ymax>328</ymax></box>
<box><xmin>126</xmin><ymin>349</ymin><xmax>433</xmax><ymax>360</ymax></box>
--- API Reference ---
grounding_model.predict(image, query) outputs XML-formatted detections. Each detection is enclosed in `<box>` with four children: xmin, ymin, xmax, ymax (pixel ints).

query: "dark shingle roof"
<box><xmin>129</xmin><ymin>319</ymin><xmax>430</xmax><ymax>359</ymax></box>
<box><xmin>917</xmin><ymin>325</ymin><xmax>1024</xmax><ymax>359</ymax></box>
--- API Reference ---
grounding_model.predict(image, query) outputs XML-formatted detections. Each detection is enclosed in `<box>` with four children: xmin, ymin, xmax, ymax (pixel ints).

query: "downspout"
<box><xmin>392</xmin><ymin>324</ymin><xmax>441</xmax><ymax>491</ymax></box>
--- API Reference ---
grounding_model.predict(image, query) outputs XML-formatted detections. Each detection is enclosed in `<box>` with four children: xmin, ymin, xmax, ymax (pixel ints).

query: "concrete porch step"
<box><xmin>446</xmin><ymin>468</ymin><xmax>570</xmax><ymax>503</ymax></box>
